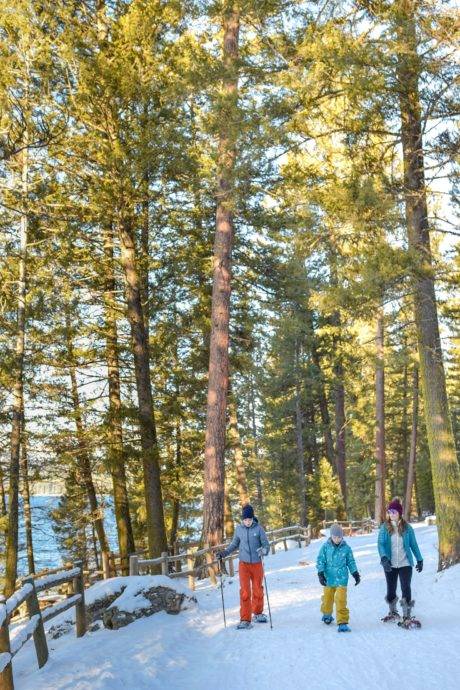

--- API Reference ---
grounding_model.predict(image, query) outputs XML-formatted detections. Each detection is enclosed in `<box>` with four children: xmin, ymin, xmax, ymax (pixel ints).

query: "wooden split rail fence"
<box><xmin>0</xmin><ymin>562</ymin><xmax>86</xmax><ymax>690</ymax></box>
<box><xmin>129</xmin><ymin>524</ymin><xmax>312</xmax><ymax>590</ymax></box>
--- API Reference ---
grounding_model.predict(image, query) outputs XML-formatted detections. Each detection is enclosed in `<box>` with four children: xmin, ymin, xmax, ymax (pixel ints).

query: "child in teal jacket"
<box><xmin>316</xmin><ymin>523</ymin><xmax>360</xmax><ymax>632</ymax></box>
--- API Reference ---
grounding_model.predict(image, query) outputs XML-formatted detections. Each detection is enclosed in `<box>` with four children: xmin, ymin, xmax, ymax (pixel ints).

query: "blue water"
<box><xmin>18</xmin><ymin>496</ymin><xmax>118</xmax><ymax>575</ymax></box>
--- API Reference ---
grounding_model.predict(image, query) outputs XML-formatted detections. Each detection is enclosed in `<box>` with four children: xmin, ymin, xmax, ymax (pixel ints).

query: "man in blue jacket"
<box><xmin>218</xmin><ymin>504</ymin><xmax>270</xmax><ymax>629</ymax></box>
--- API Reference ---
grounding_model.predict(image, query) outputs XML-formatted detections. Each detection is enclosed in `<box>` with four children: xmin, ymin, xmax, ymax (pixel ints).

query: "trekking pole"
<box><xmin>261</xmin><ymin>554</ymin><xmax>273</xmax><ymax>629</ymax></box>
<box><xmin>218</xmin><ymin>557</ymin><xmax>227</xmax><ymax>628</ymax></box>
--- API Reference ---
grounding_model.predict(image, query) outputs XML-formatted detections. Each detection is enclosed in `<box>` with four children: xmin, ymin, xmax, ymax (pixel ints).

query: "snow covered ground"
<box><xmin>12</xmin><ymin>523</ymin><xmax>460</xmax><ymax>690</ymax></box>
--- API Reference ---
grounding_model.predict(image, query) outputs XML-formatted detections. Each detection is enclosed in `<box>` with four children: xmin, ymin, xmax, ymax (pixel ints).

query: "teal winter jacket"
<box><xmin>377</xmin><ymin>523</ymin><xmax>422</xmax><ymax>567</ymax></box>
<box><xmin>316</xmin><ymin>538</ymin><xmax>357</xmax><ymax>587</ymax></box>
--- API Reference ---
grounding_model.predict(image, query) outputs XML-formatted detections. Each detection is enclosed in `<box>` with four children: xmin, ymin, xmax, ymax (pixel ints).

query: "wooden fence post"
<box><xmin>204</xmin><ymin>544</ymin><xmax>217</xmax><ymax>586</ymax></box>
<box><xmin>73</xmin><ymin>561</ymin><xmax>86</xmax><ymax>638</ymax></box>
<box><xmin>22</xmin><ymin>578</ymin><xmax>48</xmax><ymax>669</ymax></box>
<box><xmin>270</xmin><ymin>541</ymin><xmax>275</xmax><ymax>555</ymax></box>
<box><xmin>102</xmin><ymin>551</ymin><xmax>111</xmax><ymax>579</ymax></box>
<box><xmin>161</xmin><ymin>552</ymin><xmax>169</xmax><ymax>577</ymax></box>
<box><xmin>228</xmin><ymin>556</ymin><xmax>234</xmax><ymax>577</ymax></box>
<box><xmin>129</xmin><ymin>554</ymin><xmax>139</xmax><ymax>576</ymax></box>
<box><xmin>186</xmin><ymin>549</ymin><xmax>196</xmax><ymax>591</ymax></box>
<box><xmin>0</xmin><ymin>595</ymin><xmax>14</xmax><ymax>690</ymax></box>
<box><xmin>283</xmin><ymin>536</ymin><xmax>288</xmax><ymax>551</ymax></box>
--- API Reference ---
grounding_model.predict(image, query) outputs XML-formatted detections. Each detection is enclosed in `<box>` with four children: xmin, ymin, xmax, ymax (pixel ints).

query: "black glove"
<box><xmin>216</xmin><ymin>552</ymin><xmax>225</xmax><ymax>561</ymax></box>
<box><xmin>318</xmin><ymin>572</ymin><xmax>327</xmax><ymax>587</ymax></box>
<box><xmin>415</xmin><ymin>560</ymin><xmax>423</xmax><ymax>573</ymax></box>
<box><xmin>381</xmin><ymin>556</ymin><xmax>392</xmax><ymax>573</ymax></box>
<box><xmin>352</xmin><ymin>571</ymin><xmax>360</xmax><ymax>586</ymax></box>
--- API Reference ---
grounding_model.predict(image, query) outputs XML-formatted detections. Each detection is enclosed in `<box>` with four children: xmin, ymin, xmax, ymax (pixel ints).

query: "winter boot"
<box><xmin>398</xmin><ymin>598</ymin><xmax>421</xmax><ymax>629</ymax></box>
<box><xmin>337</xmin><ymin>623</ymin><xmax>351</xmax><ymax>632</ymax></box>
<box><xmin>381</xmin><ymin>596</ymin><xmax>400</xmax><ymax>622</ymax></box>
<box><xmin>236</xmin><ymin>620</ymin><xmax>253</xmax><ymax>630</ymax></box>
<box><xmin>253</xmin><ymin>613</ymin><xmax>268</xmax><ymax>623</ymax></box>
<box><xmin>321</xmin><ymin>614</ymin><xmax>334</xmax><ymax>625</ymax></box>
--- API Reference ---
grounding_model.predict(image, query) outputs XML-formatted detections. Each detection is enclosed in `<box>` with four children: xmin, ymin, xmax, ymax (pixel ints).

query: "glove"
<box><xmin>352</xmin><ymin>571</ymin><xmax>360</xmax><ymax>586</ymax></box>
<box><xmin>318</xmin><ymin>572</ymin><xmax>327</xmax><ymax>587</ymax></box>
<box><xmin>216</xmin><ymin>552</ymin><xmax>225</xmax><ymax>561</ymax></box>
<box><xmin>257</xmin><ymin>546</ymin><xmax>267</xmax><ymax>558</ymax></box>
<box><xmin>381</xmin><ymin>556</ymin><xmax>392</xmax><ymax>573</ymax></box>
<box><xmin>415</xmin><ymin>560</ymin><xmax>423</xmax><ymax>573</ymax></box>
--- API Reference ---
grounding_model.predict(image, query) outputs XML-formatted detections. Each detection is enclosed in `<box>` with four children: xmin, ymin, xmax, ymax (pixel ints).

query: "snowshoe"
<box><xmin>398</xmin><ymin>598</ymin><xmax>420</xmax><ymax>629</ymax></box>
<box><xmin>321</xmin><ymin>614</ymin><xmax>334</xmax><ymax>625</ymax></box>
<box><xmin>236</xmin><ymin>620</ymin><xmax>253</xmax><ymax>630</ymax></box>
<box><xmin>337</xmin><ymin>623</ymin><xmax>351</xmax><ymax>632</ymax></box>
<box><xmin>253</xmin><ymin>613</ymin><xmax>268</xmax><ymax>623</ymax></box>
<box><xmin>382</xmin><ymin>597</ymin><xmax>400</xmax><ymax>622</ymax></box>
<box><xmin>398</xmin><ymin>617</ymin><xmax>421</xmax><ymax>630</ymax></box>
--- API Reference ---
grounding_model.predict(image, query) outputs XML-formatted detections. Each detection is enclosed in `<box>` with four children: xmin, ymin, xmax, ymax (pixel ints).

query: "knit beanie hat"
<box><xmin>242</xmin><ymin>504</ymin><xmax>254</xmax><ymax>520</ymax></box>
<box><xmin>330</xmin><ymin>523</ymin><xmax>343</xmax><ymax>539</ymax></box>
<box><xmin>387</xmin><ymin>499</ymin><xmax>403</xmax><ymax>517</ymax></box>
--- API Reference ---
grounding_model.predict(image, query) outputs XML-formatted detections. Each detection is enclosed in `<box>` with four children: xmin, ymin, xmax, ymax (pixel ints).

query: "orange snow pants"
<box><xmin>239</xmin><ymin>561</ymin><xmax>264</xmax><ymax>622</ymax></box>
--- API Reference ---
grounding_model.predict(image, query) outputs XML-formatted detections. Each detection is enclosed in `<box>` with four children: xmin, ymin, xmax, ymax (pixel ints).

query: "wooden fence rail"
<box><xmin>0</xmin><ymin>562</ymin><xmax>86</xmax><ymax>690</ymax></box>
<box><xmin>129</xmin><ymin>524</ymin><xmax>313</xmax><ymax>590</ymax></box>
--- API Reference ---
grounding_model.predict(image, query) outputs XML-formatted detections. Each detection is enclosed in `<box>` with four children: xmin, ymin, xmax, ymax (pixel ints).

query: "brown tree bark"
<box><xmin>102</xmin><ymin>225</ymin><xmax>135</xmax><ymax>571</ymax></box>
<box><xmin>169</xmin><ymin>420</ymin><xmax>182</xmax><ymax>550</ymax></box>
<box><xmin>203</xmin><ymin>4</ymin><xmax>240</xmax><ymax>547</ymax></box>
<box><xmin>295</xmin><ymin>342</ymin><xmax>307</xmax><ymax>527</ymax></box>
<box><xmin>4</xmin><ymin>146</ymin><xmax>28</xmax><ymax>598</ymax></box>
<box><xmin>395</xmin><ymin>0</ymin><xmax>460</xmax><ymax>569</ymax></box>
<box><xmin>404</xmin><ymin>365</ymin><xmax>419</xmax><ymax>521</ymax></box>
<box><xmin>228</xmin><ymin>393</ymin><xmax>250</xmax><ymax>507</ymax></box>
<box><xmin>333</xmin><ymin>359</ymin><xmax>347</xmax><ymax>510</ymax></box>
<box><xmin>65</xmin><ymin>312</ymin><xmax>111</xmax><ymax>567</ymax></box>
<box><xmin>249</xmin><ymin>372</ymin><xmax>264</xmax><ymax>522</ymax></box>
<box><xmin>224</xmin><ymin>489</ymin><xmax>234</xmax><ymax>540</ymax></box>
<box><xmin>374</xmin><ymin>309</ymin><xmax>386</xmax><ymax>524</ymax></box>
<box><xmin>118</xmin><ymin>214</ymin><xmax>167</xmax><ymax>557</ymax></box>
<box><xmin>20</xmin><ymin>420</ymin><xmax>35</xmax><ymax>575</ymax></box>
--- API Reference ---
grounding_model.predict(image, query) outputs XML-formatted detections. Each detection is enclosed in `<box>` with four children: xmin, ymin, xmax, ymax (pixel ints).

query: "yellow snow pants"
<box><xmin>321</xmin><ymin>586</ymin><xmax>349</xmax><ymax>624</ymax></box>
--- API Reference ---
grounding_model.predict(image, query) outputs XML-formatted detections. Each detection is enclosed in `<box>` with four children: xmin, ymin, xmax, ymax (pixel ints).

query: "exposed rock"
<box><xmin>103</xmin><ymin>585</ymin><xmax>196</xmax><ymax>630</ymax></box>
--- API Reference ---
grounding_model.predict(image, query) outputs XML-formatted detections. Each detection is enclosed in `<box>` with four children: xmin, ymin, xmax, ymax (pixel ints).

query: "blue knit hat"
<box><xmin>242</xmin><ymin>504</ymin><xmax>254</xmax><ymax>520</ymax></box>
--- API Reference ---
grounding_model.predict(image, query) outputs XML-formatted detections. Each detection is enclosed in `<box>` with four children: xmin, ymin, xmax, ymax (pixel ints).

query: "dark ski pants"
<box><xmin>385</xmin><ymin>565</ymin><xmax>412</xmax><ymax>602</ymax></box>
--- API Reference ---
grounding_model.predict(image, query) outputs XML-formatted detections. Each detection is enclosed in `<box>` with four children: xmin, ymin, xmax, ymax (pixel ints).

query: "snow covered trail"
<box><xmin>13</xmin><ymin>524</ymin><xmax>460</xmax><ymax>690</ymax></box>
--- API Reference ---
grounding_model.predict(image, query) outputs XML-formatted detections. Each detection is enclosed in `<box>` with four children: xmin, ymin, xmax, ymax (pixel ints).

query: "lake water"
<box><xmin>17</xmin><ymin>496</ymin><xmax>118</xmax><ymax>575</ymax></box>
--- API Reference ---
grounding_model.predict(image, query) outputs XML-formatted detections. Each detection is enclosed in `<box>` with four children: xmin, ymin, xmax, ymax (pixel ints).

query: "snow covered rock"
<box><xmin>102</xmin><ymin>584</ymin><xmax>195</xmax><ymax>630</ymax></box>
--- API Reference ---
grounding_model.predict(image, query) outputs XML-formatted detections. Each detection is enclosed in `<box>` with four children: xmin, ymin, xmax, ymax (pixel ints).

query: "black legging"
<box><xmin>385</xmin><ymin>566</ymin><xmax>413</xmax><ymax>601</ymax></box>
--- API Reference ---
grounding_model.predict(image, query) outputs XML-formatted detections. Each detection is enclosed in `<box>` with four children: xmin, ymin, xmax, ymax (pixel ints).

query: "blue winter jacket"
<box><xmin>316</xmin><ymin>538</ymin><xmax>357</xmax><ymax>587</ymax></box>
<box><xmin>377</xmin><ymin>523</ymin><xmax>422</xmax><ymax>567</ymax></box>
<box><xmin>221</xmin><ymin>518</ymin><xmax>270</xmax><ymax>563</ymax></box>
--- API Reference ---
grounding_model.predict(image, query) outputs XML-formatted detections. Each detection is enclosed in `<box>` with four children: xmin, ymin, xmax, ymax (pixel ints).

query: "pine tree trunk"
<box><xmin>118</xmin><ymin>214</ymin><xmax>167</xmax><ymax>557</ymax></box>
<box><xmin>306</xmin><ymin>309</ymin><xmax>336</xmax><ymax>471</ymax></box>
<box><xmin>224</xmin><ymin>489</ymin><xmax>234</xmax><ymax>539</ymax></box>
<box><xmin>102</xmin><ymin>225</ymin><xmax>135</xmax><ymax>572</ymax></box>
<box><xmin>20</xmin><ymin>422</ymin><xmax>35</xmax><ymax>574</ymax></box>
<box><xmin>169</xmin><ymin>420</ymin><xmax>182</xmax><ymax>549</ymax></box>
<box><xmin>399</xmin><ymin>360</ymin><xmax>409</xmax><ymax>497</ymax></box>
<box><xmin>65</xmin><ymin>313</ymin><xmax>111</xmax><ymax>565</ymax></box>
<box><xmin>374</xmin><ymin>310</ymin><xmax>386</xmax><ymax>523</ymax></box>
<box><xmin>228</xmin><ymin>393</ymin><xmax>250</xmax><ymax>507</ymax></box>
<box><xmin>404</xmin><ymin>365</ymin><xmax>419</xmax><ymax>521</ymax></box>
<box><xmin>249</xmin><ymin>372</ymin><xmax>264</xmax><ymax>521</ymax></box>
<box><xmin>333</xmin><ymin>359</ymin><xmax>347</xmax><ymax>510</ymax></box>
<box><xmin>395</xmin><ymin>0</ymin><xmax>460</xmax><ymax>569</ymax></box>
<box><xmin>295</xmin><ymin>342</ymin><xmax>307</xmax><ymax>526</ymax></box>
<box><xmin>4</xmin><ymin>146</ymin><xmax>28</xmax><ymax>598</ymax></box>
<box><xmin>203</xmin><ymin>4</ymin><xmax>240</xmax><ymax>547</ymax></box>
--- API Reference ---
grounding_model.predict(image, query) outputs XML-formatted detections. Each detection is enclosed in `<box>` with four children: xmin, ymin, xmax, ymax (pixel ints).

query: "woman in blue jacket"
<box><xmin>378</xmin><ymin>498</ymin><xmax>423</xmax><ymax>625</ymax></box>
